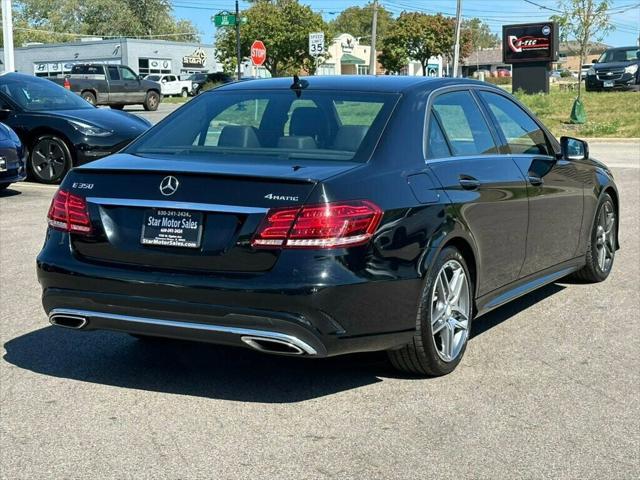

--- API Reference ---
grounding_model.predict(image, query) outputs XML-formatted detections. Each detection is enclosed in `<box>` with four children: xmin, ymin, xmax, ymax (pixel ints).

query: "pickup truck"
<box><xmin>145</xmin><ymin>74</ymin><xmax>192</xmax><ymax>97</ymax></box>
<box><xmin>51</xmin><ymin>64</ymin><xmax>162</xmax><ymax>111</ymax></box>
<box><xmin>585</xmin><ymin>46</ymin><xmax>640</xmax><ymax>92</ymax></box>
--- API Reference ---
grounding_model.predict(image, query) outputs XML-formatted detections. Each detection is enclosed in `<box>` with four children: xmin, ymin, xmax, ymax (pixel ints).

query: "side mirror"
<box><xmin>561</xmin><ymin>136</ymin><xmax>589</xmax><ymax>161</ymax></box>
<box><xmin>591</xmin><ymin>59</ymin><xmax>597</xmax><ymax>64</ymax></box>
<box><xmin>0</xmin><ymin>108</ymin><xmax>12</xmax><ymax>120</ymax></box>
<box><xmin>138</xmin><ymin>74</ymin><xmax>144</xmax><ymax>81</ymax></box>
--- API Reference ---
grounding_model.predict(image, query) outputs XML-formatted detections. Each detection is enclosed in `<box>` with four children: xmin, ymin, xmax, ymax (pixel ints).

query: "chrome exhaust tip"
<box><xmin>241</xmin><ymin>336</ymin><xmax>306</xmax><ymax>355</ymax></box>
<box><xmin>49</xmin><ymin>313</ymin><xmax>88</xmax><ymax>330</ymax></box>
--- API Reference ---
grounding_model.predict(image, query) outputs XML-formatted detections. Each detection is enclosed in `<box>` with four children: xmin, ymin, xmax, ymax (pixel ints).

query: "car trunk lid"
<box><xmin>64</xmin><ymin>153</ymin><xmax>358</xmax><ymax>273</ymax></box>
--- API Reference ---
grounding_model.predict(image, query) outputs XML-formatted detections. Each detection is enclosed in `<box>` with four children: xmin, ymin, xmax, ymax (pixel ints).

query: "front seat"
<box><xmin>218</xmin><ymin>125</ymin><xmax>261</xmax><ymax>148</ymax></box>
<box><xmin>289</xmin><ymin>107</ymin><xmax>329</xmax><ymax>147</ymax></box>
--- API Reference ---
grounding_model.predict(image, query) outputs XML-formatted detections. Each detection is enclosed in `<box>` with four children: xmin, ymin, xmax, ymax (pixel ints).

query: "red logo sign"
<box><xmin>251</xmin><ymin>40</ymin><xmax>266</xmax><ymax>66</ymax></box>
<box><xmin>507</xmin><ymin>35</ymin><xmax>550</xmax><ymax>53</ymax></box>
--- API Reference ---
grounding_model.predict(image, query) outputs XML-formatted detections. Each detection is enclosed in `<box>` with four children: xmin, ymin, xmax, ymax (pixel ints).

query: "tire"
<box><xmin>143</xmin><ymin>91</ymin><xmax>160</xmax><ymax>111</ymax></box>
<box><xmin>28</xmin><ymin>135</ymin><xmax>72</xmax><ymax>184</ymax></box>
<box><xmin>110</xmin><ymin>104</ymin><xmax>125</xmax><ymax>110</ymax></box>
<box><xmin>81</xmin><ymin>91</ymin><xmax>97</xmax><ymax>105</ymax></box>
<box><xmin>572</xmin><ymin>193</ymin><xmax>617</xmax><ymax>283</ymax></box>
<box><xmin>388</xmin><ymin>246</ymin><xmax>474</xmax><ymax>376</ymax></box>
<box><xmin>181</xmin><ymin>88</ymin><xmax>188</xmax><ymax>98</ymax></box>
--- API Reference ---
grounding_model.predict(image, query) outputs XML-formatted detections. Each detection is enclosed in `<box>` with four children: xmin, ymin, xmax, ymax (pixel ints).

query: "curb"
<box><xmin>582</xmin><ymin>138</ymin><xmax>640</xmax><ymax>143</ymax></box>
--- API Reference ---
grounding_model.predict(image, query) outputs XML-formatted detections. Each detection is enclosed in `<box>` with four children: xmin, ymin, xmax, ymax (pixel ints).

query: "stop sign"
<box><xmin>251</xmin><ymin>40</ymin><xmax>266</xmax><ymax>66</ymax></box>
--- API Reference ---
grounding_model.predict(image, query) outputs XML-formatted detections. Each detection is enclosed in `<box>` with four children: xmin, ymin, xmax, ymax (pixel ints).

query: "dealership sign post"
<box><xmin>502</xmin><ymin>22</ymin><xmax>559</xmax><ymax>94</ymax></box>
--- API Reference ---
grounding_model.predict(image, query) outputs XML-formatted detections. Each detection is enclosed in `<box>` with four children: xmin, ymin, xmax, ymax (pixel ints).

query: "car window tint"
<box><xmin>198</xmin><ymin>98</ymin><xmax>270</xmax><ymax>146</ymax></box>
<box><xmin>432</xmin><ymin>91</ymin><xmax>496</xmax><ymax>156</ymax></box>
<box><xmin>427</xmin><ymin>113</ymin><xmax>451</xmax><ymax>159</ymax></box>
<box><xmin>120</xmin><ymin>68</ymin><xmax>137</xmax><ymax>81</ymax></box>
<box><xmin>479</xmin><ymin>91</ymin><xmax>551</xmax><ymax>156</ymax></box>
<box><xmin>129</xmin><ymin>90</ymin><xmax>399</xmax><ymax>162</ymax></box>
<box><xmin>334</xmin><ymin>100</ymin><xmax>383</xmax><ymax>126</ymax></box>
<box><xmin>107</xmin><ymin>66</ymin><xmax>120</xmax><ymax>80</ymax></box>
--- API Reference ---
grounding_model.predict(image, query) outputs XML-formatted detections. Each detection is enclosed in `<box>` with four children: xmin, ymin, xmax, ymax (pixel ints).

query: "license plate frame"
<box><xmin>140</xmin><ymin>209</ymin><xmax>203</xmax><ymax>249</ymax></box>
<box><xmin>603</xmin><ymin>80</ymin><xmax>615</xmax><ymax>88</ymax></box>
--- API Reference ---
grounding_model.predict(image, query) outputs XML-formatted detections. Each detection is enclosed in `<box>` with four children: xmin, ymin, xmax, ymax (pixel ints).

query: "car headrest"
<box><xmin>277</xmin><ymin>136</ymin><xmax>318</xmax><ymax>149</ymax></box>
<box><xmin>332</xmin><ymin>125</ymin><xmax>369</xmax><ymax>152</ymax></box>
<box><xmin>290</xmin><ymin>107</ymin><xmax>329</xmax><ymax>146</ymax></box>
<box><xmin>218</xmin><ymin>126</ymin><xmax>261</xmax><ymax>148</ymax></box>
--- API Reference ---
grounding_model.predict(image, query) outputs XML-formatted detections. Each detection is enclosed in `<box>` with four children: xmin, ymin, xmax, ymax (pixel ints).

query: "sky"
<box><xmin>171</xmin><ymin>0</ymin><xmax>640</xmax><ymax>47</ymax></box>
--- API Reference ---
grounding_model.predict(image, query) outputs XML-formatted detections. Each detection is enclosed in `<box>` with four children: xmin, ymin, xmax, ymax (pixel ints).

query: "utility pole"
<box><xmin>369</xmin><ymin>0</ymin><xmax>378</xmax><ymax>75</ymax></box>
<box><xmin>235</xmin><ymin>0</ymin><xmax>242</xmax><ymax>80</ymax></box>
<box><xmin>452</xmin><ymin>0</ymin><xmax>463</xmax><ymax>78</ymax></box>
<box><xmin>2</xmin><ymin>0</ymin><xmax>15</xmax><ymax>72</ymax></box>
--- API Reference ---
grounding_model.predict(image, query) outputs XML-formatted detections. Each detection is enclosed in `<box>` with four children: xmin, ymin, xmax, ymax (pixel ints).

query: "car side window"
<box><xmin>432</xmin><ymin>91</ymin><xmax>497</xmax><ymax>156</ymax></box>
<box><xmin>120</xmin><ymin>67</ymin><xmax>137</xmax><ymax>81</ymax></box>
<box><xmin>479</xmin><ymin>91</ymin><xmax>551</xmax><ymax>156</ymax></box>
<box><xmin>107</xmin><ymin>66</ymin><xmax>120</xmax><ymax>81</ymax></box>
<box><xmin>427</xmin><ymin>113</ymin><xmax>451</xmax><ymax>159</ymax></box>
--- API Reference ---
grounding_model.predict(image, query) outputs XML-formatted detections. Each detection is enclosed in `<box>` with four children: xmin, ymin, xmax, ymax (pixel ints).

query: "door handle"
<box><xmin>459</xmin><ymin>175</ymin><xmax>481</xmax><ymax>190</ymax></box>
<box><xmin>527</xmin><ymin>174</ymin><xmax>544</xmax><ymax>186</ymax></box>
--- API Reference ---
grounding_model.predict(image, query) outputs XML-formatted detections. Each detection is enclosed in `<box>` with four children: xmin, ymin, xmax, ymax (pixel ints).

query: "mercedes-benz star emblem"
<box><xmin>159</xmin><ymin>176</ymin><xmax>179</xmax><ymax>196</ymax></box>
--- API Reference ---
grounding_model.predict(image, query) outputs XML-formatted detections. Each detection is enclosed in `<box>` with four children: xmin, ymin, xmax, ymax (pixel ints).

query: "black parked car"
<box><xmin>38</xmin><ymin>76</ymin><xmax>619</xmax><ymax>376</ymax></box>
<box><xmin>0</xmin><ymin>122</ymin><xmax>26</xmax><ymax>190</ymax></box>
<box><xmin>585</xmin><ymin>46</ymin><xmax>640</xmax><ymax>91</ymax></box>
<box><xmin>188</xmin><ymin>72</ymin><xmax>233</xmax><ymax>95</ymax></box>
<box><xmin>0</xmin><ymin>73</ymin><xmax>151</xmax><ymax>184</ymax></box>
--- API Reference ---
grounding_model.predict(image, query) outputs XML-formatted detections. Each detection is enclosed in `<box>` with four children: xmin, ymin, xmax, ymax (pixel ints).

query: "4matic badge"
<box><xmin>264</xmin><ymin>193</ymin><xmax>299</xmax><ymax>202</ymax></box>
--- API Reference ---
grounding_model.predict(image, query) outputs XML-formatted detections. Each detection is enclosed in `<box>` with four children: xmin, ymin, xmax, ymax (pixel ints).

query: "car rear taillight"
<box><xmin>252</xmin><ymin>200</ymin><xmax>382</xmax><ymax>249</ymax></box>
<box><xmin>47</xmin><ymin>189</ymin><xmax>92</xmax><ymax>234</ymax></box>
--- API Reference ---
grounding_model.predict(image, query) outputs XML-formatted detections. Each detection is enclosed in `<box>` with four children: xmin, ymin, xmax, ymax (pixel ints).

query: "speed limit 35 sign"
<box><xmin>309</xmin><ymin>32</ymin><xmax>325</xmax><ymax>56</ymax></box>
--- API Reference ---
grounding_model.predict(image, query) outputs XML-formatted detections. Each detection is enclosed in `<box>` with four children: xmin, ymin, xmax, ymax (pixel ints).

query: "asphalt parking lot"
<box><xmin>1</xmin><ymin>142</ymin><xmax>638</xmax><ymax>479</ymax></box>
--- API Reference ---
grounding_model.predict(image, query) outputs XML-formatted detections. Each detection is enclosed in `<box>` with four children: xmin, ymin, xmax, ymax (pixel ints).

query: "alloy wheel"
<box><xmin>430</xmin><ymin>260</ymin><xmax>471</xmax><ymax>362</ymax></box>
<box><xmin>31</xmin><ymin>138</ymin><xmax>67</xmax><ymax>182</ymax></box>
<box><xmin>595</xmin><ymin>201</ymin><xmax>616</xmax><ymax>273</ymax></box>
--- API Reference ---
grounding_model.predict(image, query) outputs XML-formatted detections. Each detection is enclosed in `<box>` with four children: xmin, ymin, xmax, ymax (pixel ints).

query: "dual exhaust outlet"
<box><xmin>48</xmin><ymin>312</ymin><xmax>311</xmax><ymax>356</ymax></box>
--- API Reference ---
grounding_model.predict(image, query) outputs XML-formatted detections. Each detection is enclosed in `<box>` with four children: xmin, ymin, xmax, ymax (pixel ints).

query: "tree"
<box><xmin>380</xmin><ymin>13</ymin><xmax>464</xmax><ymax>76</ymax></box>
<box><xmin>463</xmin><ymin>18</ymin><xmax>499</xmax><ymax>51</ymax></box>
<box><xmin>329</xmin><ymin>2</ymin><xmax>394</xmax><ymax>42</ymax></box>
<box><xmin>215</xmin><ymin>0</ymin><xmax>329</xmax><ymax>77</ymax></box>
<box><xmin>3</xmin><ymin>0</ymin><xmax>199</xmax><ymax>48</ymax></box>
<box><xmin>552</xmin><ymin>0</ymin><xmax>613</xmax><ymax>99</ymax></box>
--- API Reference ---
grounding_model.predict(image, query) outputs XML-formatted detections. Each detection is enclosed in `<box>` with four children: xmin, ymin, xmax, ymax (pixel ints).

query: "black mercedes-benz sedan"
<box><xmin>0</xmin><ymin>73</ymin><xmax>151</xmax><ymax>184</ymax></box>
<box><xmin>37</xmin><ymin>76</ymin><xmax>619</xmax><ymax>376</ymax></box>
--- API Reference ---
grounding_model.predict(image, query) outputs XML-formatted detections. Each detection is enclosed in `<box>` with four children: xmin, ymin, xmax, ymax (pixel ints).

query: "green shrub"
<box><xmin>484</xmin><ymin>76</ymin><xmax>511</xmax><ymax>85</ymax></box>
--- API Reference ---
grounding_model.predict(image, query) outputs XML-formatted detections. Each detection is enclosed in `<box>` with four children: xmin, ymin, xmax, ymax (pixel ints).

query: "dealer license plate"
<box><xmin>141</xmin><ymin>209</ymin><xmax>203</xmax><ymax>248</ymax></box>
<box><xmin>603</xmin><ymin>80</ymin><xmax>614</xmax><ymax>88</ymax></box>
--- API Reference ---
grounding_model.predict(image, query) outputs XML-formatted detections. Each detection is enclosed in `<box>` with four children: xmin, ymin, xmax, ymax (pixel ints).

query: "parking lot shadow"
<box><xmin>0</xmin><ymin>187</ymin><xmax>22</xmax><ymax>198</ymax></box>
<box><xmin>3</xmin><ymin>283</ymin><xmax>565</xmax><ymax>402</ymax></box>
<box><xmin>3</xmin><ymin>326</ymin><xmax>393</xmax><ymax>403</ymax></box>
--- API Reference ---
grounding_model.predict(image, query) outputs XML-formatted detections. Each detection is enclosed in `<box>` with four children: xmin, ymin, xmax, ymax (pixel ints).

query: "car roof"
<box><xmin>215</xmin><ymin>75</ymin><xmax>492</xmax><ymax>94</ymax></box>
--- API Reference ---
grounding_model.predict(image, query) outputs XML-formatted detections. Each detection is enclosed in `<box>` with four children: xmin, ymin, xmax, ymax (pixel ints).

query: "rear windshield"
<box><xmin>126</xmin><ymin>89</ymin><xmax>399</xmax><ymax>162</ymax></box>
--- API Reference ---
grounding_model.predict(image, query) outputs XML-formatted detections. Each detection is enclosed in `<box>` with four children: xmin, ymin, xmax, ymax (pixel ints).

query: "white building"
<box><xmin>0</xmin><ymin>38</ymin><xmax>222</xmax><ymax>77</ymax></box>
<box><xmin>315</xmin><ymin>33</ymin><xmax>443</xmax><ymax>77</ymax></box>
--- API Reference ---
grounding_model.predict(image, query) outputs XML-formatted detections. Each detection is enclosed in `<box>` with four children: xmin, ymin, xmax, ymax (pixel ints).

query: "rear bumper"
<box><xmin>37</xmin><ymin>241</ymin><xmax>420</xmax><ymax>357</ymax></box>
